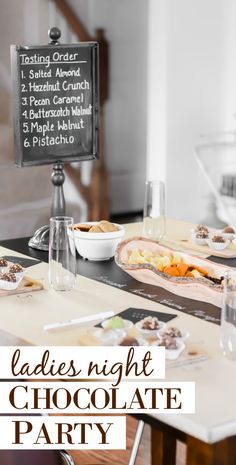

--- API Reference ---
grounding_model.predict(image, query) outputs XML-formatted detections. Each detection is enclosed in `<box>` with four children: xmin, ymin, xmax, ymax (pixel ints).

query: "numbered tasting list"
<box><xmin>19</xmin><ymin>48</ymin><xmax>93</xmax><ymax>151</ymax></box>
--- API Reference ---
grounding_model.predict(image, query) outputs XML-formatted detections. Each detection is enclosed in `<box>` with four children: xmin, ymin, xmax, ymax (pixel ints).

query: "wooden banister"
<box><xmin>53</xmin><ymin>0</ymin><xmax>90</xmax><ymax>42</ymax></box>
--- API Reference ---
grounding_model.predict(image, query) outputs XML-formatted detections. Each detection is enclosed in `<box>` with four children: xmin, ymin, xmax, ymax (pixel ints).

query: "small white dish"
<box><xmin>191</xmin><ymin>231</ymin><xmax>208</xmax><ymax>246</ymax></box>
<box><xmin>150</xmin><ymin>340</ymin><xmax>185</xmax><ymax>360</ymax></box>
<box><xmin>92</xmin><ymin>328</ymin><xmax>126</xmax><ymax>345</ymax></box>
<box><xmin>221</xmin><ymin>231</ymin><xmax>235</xmax><ymax>242</ymax></box>
<box><xmin>0</xmin><ymin>273</ymin><xmax>24</xmax><ymax>291</ymax></box>
<box><xmin>101</xmin><ymin>318</ymin><xmax>133</xmax><ymax>332</ymax></box>
<box><xmin>207</xmin><ymin>237</ymin><xmax>228</xmax><ymax>251</ymax></box>
<box><xmin>193</xmin><ymin>236</ymin><xmax>208</xmax><ymax>246</ymax></box>
<box><xmin>135</xmin><ymin>320</ymin><xmax>166</xmax><ymax>335</ymax></box>
<box><xmin>164</xmin><ymin>341</ymin><xmax>185</xmax><ymax>360</ymax></box>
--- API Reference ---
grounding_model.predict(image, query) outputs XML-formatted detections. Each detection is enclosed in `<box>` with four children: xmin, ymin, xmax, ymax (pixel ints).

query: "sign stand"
<box><xmin>28</xmin><ymin>161</ymin><xmax>66</xmax><ymax>251</ymax></box>
<box><xmin>11</xmin><ymin>26</ymin><xmax>99</xmax><ymax>251</ymax></box>
<box><xmin>29</xmin><ymin>29</ymin><xmax>66</xmax><ymax>251</ymax></box>
<box><xmin>51</xmin><ymin>162</ymin><xmax>66</xmax><ymax>217</ymax></box>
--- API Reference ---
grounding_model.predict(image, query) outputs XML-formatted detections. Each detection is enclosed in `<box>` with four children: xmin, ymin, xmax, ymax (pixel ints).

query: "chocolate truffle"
<box><xmin>212</xmin><ymin>235</ymin><xmax>225</xmax><ymax>243</ymax></box>
<box><xmin>0</xmin><ymin>258</ymin><xmax>8</xmax><ymax>267</ymax></box>
<box><xmin>1</xmin><ymin>273</ymin><xmax>16</xmax><ymax>282</ymax></box>
<box><xmin>160</xmin><ymin>336</ymin><xmax>178</xmax><ymax>350</ymax></box>
<box><xmin>196</xmin><ymin>231</ymin><xmax>208</xmax><ymax>239</ymax></box>
<box><xmin>9</xmin><ymin>263</ymin><xmax>23</xmax><ymax>274</ymax></box>
<box><xmin>164</xmin><ymin>327</ymin><xmax>182</xmax><ymax>338</ymax></box>
<box><xmin>141</xmin><ymin>316</ymin><xmax>160</xmax><ymax>330</ymax></box>
<box><xmin>195</xmin><ymin>225</ymin><xmax>209</xmax><ymax>239</ymax></box>
<box><xmin>195</xmin><ymin>225</ymin><xmax>209</xmax><ymax>234</ymax></box>
<box><xmin>223</xmin><ymin>226</ymin><xmax>235</xmax><ymax>234</ymax></box>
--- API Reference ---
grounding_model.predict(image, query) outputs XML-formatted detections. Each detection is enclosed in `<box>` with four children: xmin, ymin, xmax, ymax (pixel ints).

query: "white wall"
<box><xmin>3</xmin><ymin>0</ymin><xmax>236</xmax><ymax>222</ymax></box>
<box><xmin>0</xmin><ymin>0</ymin><xmax>148</xmax><ymax>216</ymax></box>
<box><xmin>146</xmin><ymin>0</ymin><xmax>167</xmax><ymax>184</ymax></box>
<box><xmin>221</xmin><ymin>0</ymin><xmax>236</xmax><ymax>130</ymax></box>
<box><xmin>147</xmin><ymin>0</ymin><xmax>236</xmax><ymax>224</ymax></box>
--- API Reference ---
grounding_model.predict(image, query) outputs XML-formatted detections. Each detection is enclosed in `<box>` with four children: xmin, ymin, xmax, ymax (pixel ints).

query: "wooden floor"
<box><xmin>70</xmin><ymin>416</ymin><xmax>186</xmax><ymax>465</ymax></box>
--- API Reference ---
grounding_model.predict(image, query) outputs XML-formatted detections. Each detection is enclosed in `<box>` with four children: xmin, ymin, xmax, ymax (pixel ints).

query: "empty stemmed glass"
<box><xmin>142</xmin><ymin>180</ymin><xmax>166</xmax><ymax>242</ymax></box>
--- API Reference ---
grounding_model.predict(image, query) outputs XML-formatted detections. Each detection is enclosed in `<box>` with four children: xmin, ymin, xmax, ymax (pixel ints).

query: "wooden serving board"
<box><xmin>0</xmin><ymin>276</ymin><xmax>44</xmax><ymax>297</ymax></box>
<box><xmin>166</xmin><ymin>238</ymin><xmax>236</xmax><ymax>259</ymax></box>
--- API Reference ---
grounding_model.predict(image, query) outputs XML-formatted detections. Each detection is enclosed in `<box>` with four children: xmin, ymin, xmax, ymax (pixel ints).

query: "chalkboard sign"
<box><xmin>11</xmin><ymin>42</ymin><xmax>99</xmax><ymax>166</ymax></box>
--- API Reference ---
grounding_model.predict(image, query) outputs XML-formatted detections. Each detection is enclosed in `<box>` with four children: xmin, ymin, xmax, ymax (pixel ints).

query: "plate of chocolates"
<box><xmin>0</xmin><ymin>259</ymin><xmax>25</xmax><ymax>291</ymax></box>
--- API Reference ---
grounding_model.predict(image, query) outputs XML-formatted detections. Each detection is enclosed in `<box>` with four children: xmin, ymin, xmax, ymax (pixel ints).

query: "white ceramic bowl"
<box><xmin>70</xmin><ymin>222</ymin><xmax>125</xmax><ymax>261</ymax></box>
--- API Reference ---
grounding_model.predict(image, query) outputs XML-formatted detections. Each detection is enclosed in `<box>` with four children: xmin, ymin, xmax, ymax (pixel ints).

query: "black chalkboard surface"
<box><xmin>11</xmin><ymin>42</ymin><xmax>99</xmax><ymax>166</ymax></box>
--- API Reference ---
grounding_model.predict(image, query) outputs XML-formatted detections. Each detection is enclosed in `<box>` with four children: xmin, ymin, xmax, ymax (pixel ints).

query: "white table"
<box><xmin>0</xmin><ymin>219</ymin><xmax>236</xmax><ymax>465</ymax></box>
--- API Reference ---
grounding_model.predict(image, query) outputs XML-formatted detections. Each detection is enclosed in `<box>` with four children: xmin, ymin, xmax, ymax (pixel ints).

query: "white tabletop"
<box><xmin>0</xmin><ymin>219</ymin><xmax>235</xmax><ymax>444</ymax></box>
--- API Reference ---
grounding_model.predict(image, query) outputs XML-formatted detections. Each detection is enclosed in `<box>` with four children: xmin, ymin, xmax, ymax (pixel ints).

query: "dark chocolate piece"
<box><xmin>119</xmin><ymin>337</ymin><xmax>140</xmax><ymax>346</ymax></box>
<box><xmin>212</xmin><ymin>235</ymin><xmax>225</xmax><ymax>243</ymax></box>
<box><xmin>223</xmin><ymin>226</ymin><xmax>235</xmax><ymax>234</ymax></box>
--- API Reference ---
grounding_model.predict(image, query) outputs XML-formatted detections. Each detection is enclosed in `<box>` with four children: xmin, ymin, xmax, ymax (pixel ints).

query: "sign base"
<box><xmin>28</xmin><ymin>225</ymin><xmax>50</xmax><ymax>251</ymax></box>
<box><xmin>28</xmin><ymin>163</ymin><xmax>66</xmax><ymax>251</ymax></box>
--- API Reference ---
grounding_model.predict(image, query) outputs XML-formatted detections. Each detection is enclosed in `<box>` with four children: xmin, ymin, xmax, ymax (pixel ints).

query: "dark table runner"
<box><xmin>1</xmin><ymin>236</ymin><xmax>236</xmax><ymax>325</ymax></box>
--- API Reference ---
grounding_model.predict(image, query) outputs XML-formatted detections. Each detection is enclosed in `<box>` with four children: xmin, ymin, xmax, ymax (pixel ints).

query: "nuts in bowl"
<box><xmin>71</xmin><ymin>220</ymin><xmax>125</xmax><ymax>261</ymax></box>
<box><xmin>74</xmin><ymin>220</ymin><xmax>120</xmax><ymax>234</ymax></box>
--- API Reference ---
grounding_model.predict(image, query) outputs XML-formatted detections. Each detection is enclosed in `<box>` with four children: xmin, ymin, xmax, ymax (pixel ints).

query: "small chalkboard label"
<box><xmin>11</xmin><ymin>41</ymin><xmax>99</xmax><ymax>166</ymax></box>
